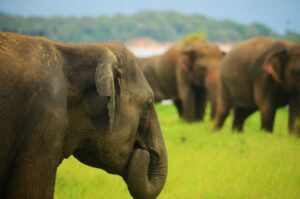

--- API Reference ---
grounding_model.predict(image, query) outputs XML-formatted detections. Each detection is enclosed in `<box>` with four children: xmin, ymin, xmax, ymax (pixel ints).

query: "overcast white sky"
<box><xmin>0</xmin><ymin>0</ymin><xmax>299</xmax><ymax>33</ymax></box>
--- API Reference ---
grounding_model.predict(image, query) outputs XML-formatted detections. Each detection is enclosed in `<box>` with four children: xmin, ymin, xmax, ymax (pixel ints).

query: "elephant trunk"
<box><xmin>289</xmin><ymin>89</ymin><xmax>300</xmax><ymax>135</ymax></box>
<box><xmin>125</xmin><ymin>110</ymin><xmax>168</xmax><ymax>199</ymax></box>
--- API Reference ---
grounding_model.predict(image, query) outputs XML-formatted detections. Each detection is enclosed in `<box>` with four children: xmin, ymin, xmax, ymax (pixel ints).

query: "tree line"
<box><xmin>0</xmin><ymin>11</ymin><xmax>299</xmax><ymax>43</ymax></box>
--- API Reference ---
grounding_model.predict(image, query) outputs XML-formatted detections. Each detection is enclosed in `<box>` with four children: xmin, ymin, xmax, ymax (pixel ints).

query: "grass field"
<box><xmin>55</xmin><ymin>104</ymin><xmax>300</xmax><ymax>199</ymax></box>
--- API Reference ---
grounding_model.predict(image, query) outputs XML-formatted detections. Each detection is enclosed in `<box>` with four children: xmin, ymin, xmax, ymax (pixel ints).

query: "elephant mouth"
<box><xmin>133</xmin><ymin>139</ymin><xmax>148</xmax><ymax>151</ymax></box>
<box><xmin>134</xmin><ymin>138</ymin><xmax>161</xmax><ymax>160</ymax></box>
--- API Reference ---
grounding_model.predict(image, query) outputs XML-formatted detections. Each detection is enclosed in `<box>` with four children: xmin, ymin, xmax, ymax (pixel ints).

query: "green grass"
<box><xmin>55</xmin><ymin>104</ymin><xmax>300</xmax><ymax>199</ymax></box>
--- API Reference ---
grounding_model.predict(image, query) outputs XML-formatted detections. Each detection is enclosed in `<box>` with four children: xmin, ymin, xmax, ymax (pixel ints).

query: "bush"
<box><xmin>181</xmin><ymin>32</ymin><xmax>208</xmax><ymax>45</ymax></box>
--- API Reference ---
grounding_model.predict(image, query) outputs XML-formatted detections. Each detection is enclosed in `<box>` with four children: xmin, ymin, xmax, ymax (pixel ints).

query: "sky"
<box><xmin>0</xmin><ymin>0</ymin><xmax>299</xmax><ymax>34</ymax></box>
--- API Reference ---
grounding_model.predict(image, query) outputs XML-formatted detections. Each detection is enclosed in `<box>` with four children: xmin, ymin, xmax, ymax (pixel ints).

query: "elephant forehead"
<box><xmin>205</xmin><ymin>46</ymin><xmax>222</xmax><ymax>56</ymax></box>
<box><xmin>195</xmin><ymin>57</ymin><xmax>220</xmax><ymax>66</ymax></box>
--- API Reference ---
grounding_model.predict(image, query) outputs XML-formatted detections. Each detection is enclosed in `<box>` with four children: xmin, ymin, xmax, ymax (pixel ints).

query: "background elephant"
<box><xmin>0</xmin><ymin>32</ymin><xmax>167</xmax><ymax>199</ymax></box>
<box><xmin>214</xmin><ymin>36</ymin><xmax>298</xmax><ymax>134</ymax></box>
<box><xmin>153</xmin><ymin>41</ymin><xmax>223</xmax><ymax>122</ymax></box>
<box><xmin>284</xmin><ymin>44</ymin><xmax>300</xmax><ymax>134</ymax></box>
<box><xmin>138</xmin><ymin>55</ymin><xmax>165</xmax><ymax>102</ymax></box>
<box><xmin>204</xmin><ymin>65</ymin><xmax>220</xmax><ymax>119</ymax></box>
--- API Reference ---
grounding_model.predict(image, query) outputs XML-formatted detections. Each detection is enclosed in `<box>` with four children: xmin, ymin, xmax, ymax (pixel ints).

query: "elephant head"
<box><xmin>61</xmin><ymin>44</ymin><xmax>168</xmax><ymax>198</ymax></box>
<box><xmin>179</xmin><ymin>42</ymin><xmax>223</xmax><ymax>87</ymax></box>
<box><xmin>174</xmin><ymin>42</ymin><xmax>223</xmax><ymax>122</ymax></box>
<box><xmin>261</xmin><ymin>41</ymin><xmax>300</xmax><ymax>134</ymax></box>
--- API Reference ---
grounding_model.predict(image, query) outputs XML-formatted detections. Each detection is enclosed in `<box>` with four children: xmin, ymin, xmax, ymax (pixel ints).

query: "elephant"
<box><xmin>138</xmin><ymin>56</ymin><xmax>165</xmax><ymax>102</ymax></box>
<box><xmin>0</xmin><ymin>32</ymin><xmax>167</xmax><ymax>199</ymax></box>
<box><xmin>284</xmin><ymin>44</ymin><xmax>300</xmax><ymax>134</ymax></box>
<box><xmin>214</xmin><ymin>36</ymin><xmax>299</xmax><ymax>134</ymax></box>
<box><xmin>204</xmin><ymin>65</ymin><xmax>220</xmax><ymax>119</ymax></box>
<box><xmin>154</xmin><ymin>41</ymin><xmax>223</xmax><ymax>122</ymax></box>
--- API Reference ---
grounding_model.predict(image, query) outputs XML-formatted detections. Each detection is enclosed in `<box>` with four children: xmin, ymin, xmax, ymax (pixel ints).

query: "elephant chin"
<box><xmin>123</xmin><ymin>148</ymin><xmax>167</xmax><ymax>199</ymax></box>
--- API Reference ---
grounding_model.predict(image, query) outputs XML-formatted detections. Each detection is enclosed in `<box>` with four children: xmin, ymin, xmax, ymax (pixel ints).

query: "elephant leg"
<box><xmin>210</xmin><ymin>98</ymin><xmax>217</xmax><ymax>120</ymax></box>
<box><xmin>5</xmin><ymin>129</ymin><xmax>65</xmax><ymax>198</ymax></box>
<box><xmin>259</xmin><ymin>103</ymin><xmax>276</xmax><ymax>132</ymax></box>
<box><xmin>175</xmin><ymin>66</ymin><xmax>198</xmax><ymax>122</ymax></box>
<box><xmin>5</xmin><ymin>150</ymin><xmax>59</xmax><ymax>199</ymax></box>
<box><xmin>174</xmin><ymin>99</ymin><xmax>183</xmax><ymax>117</ymax></box>
<box><xmin>213</xmin><ymin>97</ymin><xmax>230</xmax><ymax>131</ymax></box>
<box><xmin>5</xmin><ymin>124</ymin><xmax>64</xmax><ymax>198</ymax></box>
<box><xmin>194</xmin><ymin>87</ymin><xmax>207</xmax><ymax>121</ymax></box>
<box><xmin>256</xmin><ymin>86</ymin><xmax>276</xmax><ymax>132</ymax></box>
<box><xmin>5</xmin><ymin>97</ymin><xmax>66</xmax><ymax>198</ymax></box>
<box><xmin>254</xmin><ymin>76</ymin><xmax>283</xmax><ymax>132</ymax></box>
<box><xmin>213</xmin><ymin>82</ymin><xmax>230</xmax><ymax>131</ymax></box>
<box><xmin>232</xmin><ymin>107</ymin><xmax>255</xmax><ymax>132</ymax></box>
<box><xmin>181</xmin><ymin>92</ymin><xmax>197</xmax><ymax>122</ymax></box>
<box><xmin>289</xmin><ymin>94</ymin><xmax>300</xmax><ymax>136</ymax></box>
<box><xmin>177</xmin><ymin>84</ymin><xmax>197</xmax><ymax>122</ymax></box>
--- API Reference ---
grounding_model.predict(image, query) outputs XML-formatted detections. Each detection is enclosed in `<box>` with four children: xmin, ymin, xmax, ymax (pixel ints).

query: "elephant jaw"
<box><xmin>123</xmin><ymin>148</ymin><xmax>167</xmax><ymax>199</ymax></box>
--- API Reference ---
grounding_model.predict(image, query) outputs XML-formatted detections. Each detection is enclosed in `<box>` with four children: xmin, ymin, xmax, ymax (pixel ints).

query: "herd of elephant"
<box><xmin>138</xmin><ymin>37</ymin><xmax>300</xmax><ymax>134</ymax></box>
<box><xmin>0</xmin><ymin>32</ymin><xmax>299</xmax><ymax>199</ymax></box>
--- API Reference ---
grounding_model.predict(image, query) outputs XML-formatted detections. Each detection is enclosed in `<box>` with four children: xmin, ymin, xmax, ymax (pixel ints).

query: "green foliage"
<box><xmin>55</xmin><ymin>104</ymin><xmax>300</xmax><ymax>199</ymax></box>
<box><xmin>1</xmin><ymin>11</ymin><xmax>297</xmax><ymax>43</ymax></box>
<box><xmin>285</xmin><ymin>30</ymin><xmax>300</xmax><ymax>42</ymax></box>
<box><xmin>181</xmin><ymin>32</ymin><xmax>208</xmax><ymax>45</ymax></box>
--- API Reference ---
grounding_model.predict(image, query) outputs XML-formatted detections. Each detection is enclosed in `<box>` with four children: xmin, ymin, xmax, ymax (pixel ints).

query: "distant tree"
<box><xmin>0</xmin><ymin>11</ymin><xmax>297</xmax><ymax>43</ymax></box>
<box><xmin>285</xmin><ymin>30</ymin><xmax>300</xmax><ymax>42</ymax></box>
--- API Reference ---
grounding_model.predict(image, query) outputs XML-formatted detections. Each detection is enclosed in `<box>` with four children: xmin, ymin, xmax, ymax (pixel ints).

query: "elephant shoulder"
<box><xmin>0</xmin><ymin>33</ymin><xmax>65</xmax><ymax>105</ymax></box>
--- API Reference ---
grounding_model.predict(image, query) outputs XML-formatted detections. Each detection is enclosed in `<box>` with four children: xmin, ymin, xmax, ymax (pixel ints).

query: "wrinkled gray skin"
<box><xmin>214</xmin><ymin>37</ymin><xmax>300</xmax><ymax>134</ymax></box>
<box><xmin>155</xmin><ymin>42</ymin><xmax>223</xmax><ymax>122</ymax></box>
<box><xmin>0</xmin><ymin>32</ymin><xmax>167</xmax><ymax>199</ymax></box>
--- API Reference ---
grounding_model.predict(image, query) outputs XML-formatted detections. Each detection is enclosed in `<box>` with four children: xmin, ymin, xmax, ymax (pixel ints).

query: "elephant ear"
<box><xmin>95</xmin><ymin>48</ymin><xmax>120</xmax><ymax>131</ymax></box>
<box><xmin>262</xmin><ymin>43</ymin><xmax>289</xmax><ymax>86</ymax></box>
